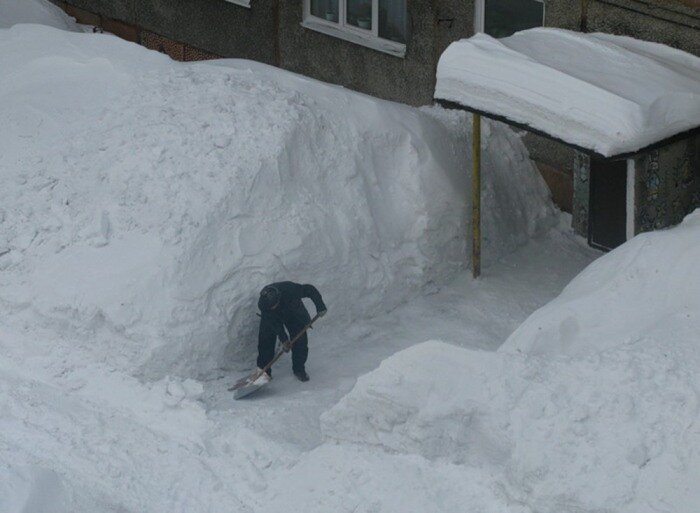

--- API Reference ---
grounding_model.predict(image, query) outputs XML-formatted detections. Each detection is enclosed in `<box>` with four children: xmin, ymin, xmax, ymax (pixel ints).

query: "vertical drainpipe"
<box><xmin>274</xmin><ymin>0</ymin><xmax>282</xmax><ymax>67</ymax></box>
<box><xmin>580</xmin><ymin>0</ymin><xmax>589</xmax><ymax>32</ymax></box>
<box><xmin>626</xmin><ymin>158</ymin><xmax>636</xmax><ymax>240</ymax></box>
<box><xmin>472</xmin><ymin>113</ymin><xmax>481</xmax><ymax>279</ymax></box>
<box><xmin>431</xmin><ymin>0</ymin><xmax>441</xmax><ymax>105</ymax></box>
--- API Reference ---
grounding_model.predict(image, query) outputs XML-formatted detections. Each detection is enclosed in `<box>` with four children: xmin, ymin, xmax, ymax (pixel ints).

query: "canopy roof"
<box><xmin>434</xmin><ymin>28</ymin><xmax>700</xmax><ymax>159</ymax></box>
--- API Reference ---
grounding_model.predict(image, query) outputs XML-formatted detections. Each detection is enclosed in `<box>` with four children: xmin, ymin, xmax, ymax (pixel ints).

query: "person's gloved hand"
<box><xmin>318</xmin><ymin>309</ymin><xmax>327</xmax><ymax>317</ymax></box>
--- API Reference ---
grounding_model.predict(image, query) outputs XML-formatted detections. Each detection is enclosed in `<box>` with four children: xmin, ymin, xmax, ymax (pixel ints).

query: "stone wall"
<box><xmin>636</xmin><ymin>134</ymin><xmax>700</xmax><ymax>233</ymax></box>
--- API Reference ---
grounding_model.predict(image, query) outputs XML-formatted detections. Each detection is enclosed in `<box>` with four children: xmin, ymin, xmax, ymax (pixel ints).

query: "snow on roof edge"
<box><xmin>434</xmin><ymin>98</ymin><xmax>700</xmax><ymax>161</ymax></box>
<box><xmin>434</xmin><ymin>29</ymin><xmax>700</xmax><ymax>158</ymax></box>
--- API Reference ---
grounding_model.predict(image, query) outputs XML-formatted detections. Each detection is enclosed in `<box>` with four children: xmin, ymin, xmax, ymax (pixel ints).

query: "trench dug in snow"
<box><xmin>0</xmin><ymin>25</ymin><xmax>555</xmax><ymax>383</ymax></box>
<box><xmin>268</xmin><ymin>212</ymin><xmax>700</xmax><ymax>513</ymax></box>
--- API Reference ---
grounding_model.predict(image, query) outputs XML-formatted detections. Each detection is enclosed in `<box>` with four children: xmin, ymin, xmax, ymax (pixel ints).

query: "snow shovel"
<box><xmin>230</xmin><ymin>313</ymin><xmax>321</xmax><ymax>400</ymax></box>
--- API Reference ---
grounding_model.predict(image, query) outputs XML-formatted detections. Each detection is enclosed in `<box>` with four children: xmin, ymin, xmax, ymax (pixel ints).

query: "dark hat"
<box><xmin>258</xmin><ymin>285</ymin><xmax>281</xmax><ymax>311</ymax></box>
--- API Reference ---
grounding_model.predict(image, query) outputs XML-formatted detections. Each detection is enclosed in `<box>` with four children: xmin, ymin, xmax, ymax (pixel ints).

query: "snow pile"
<box><xmin>0</xmin><ymin>0</ymin><xmax>81</xmax><ymax>31</ymax></box>
<box><xmin>500</xmin><ymin>209</ymin><xmax>700</xmax><ymax>358</ymax></box>
<box><xmin>0</xmin><ymin>357</ymin><xmax>286</xmax><ymax>513</ymax></box>
<box><xmin>0</xmin><ymin>24</ymin><xmax>554</xmax><ymax>380</ymax></box>
<box><xmin>271</xmin><ymin>211</ymin><xmax>700</xmax><ymax>513</ymax></box>
<box><xmin>435</xmin><ymin>28</ymin><xmax>700</xmax><ymax>157</ymax></box>
<box><xmin>0</xmin><ymin>465</ymin><xmax>67</xmax><ymax>513</ymax></box>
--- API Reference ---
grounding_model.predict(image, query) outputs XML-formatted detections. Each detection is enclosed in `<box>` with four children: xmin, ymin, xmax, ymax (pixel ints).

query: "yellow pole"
<box><xmin>472</xmin><ymin>113</ymin><xmax>481</xmax><ymax>279</ymax></box>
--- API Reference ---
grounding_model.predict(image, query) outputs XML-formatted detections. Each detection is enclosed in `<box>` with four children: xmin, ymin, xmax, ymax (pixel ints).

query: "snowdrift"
<box><xmin>0</xmin><ymin>24</ymin><xmax>554</xmax><ymax>379</ymax></box>
<box><xmin>499</xmin><ymin>210</ymin><xmax>700</xmax><ymax>358</ymax></box>
<box><xmin>275</xmin><ymin>211</ymin><xmax>700</xmax><ymax>513</ymax></box>
<box><xmin>0</xmin><ymin>0</ymin><xmax>81</xmax><ymax>31</ymax></box>
<box><xmin>1</xmin><ymin>464</ymin><xmax>68</xmax><ymax>513</ymax></box>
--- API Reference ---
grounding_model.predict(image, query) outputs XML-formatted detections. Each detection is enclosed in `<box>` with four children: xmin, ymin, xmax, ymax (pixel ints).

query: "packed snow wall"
<box><xmin>0</xmin><ymin>25</ymin><xmax>555</xmax><ymax>379</ymax></box>
<box><xmin>284</xmin><ymin>211</ymin><xmax>700</xmax><ymax>513</ymax></box>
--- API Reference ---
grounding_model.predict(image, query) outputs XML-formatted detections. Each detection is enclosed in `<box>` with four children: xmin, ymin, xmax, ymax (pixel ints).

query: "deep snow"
<box><xmin>4</xmin><ymin>4</ymin><xmax>698</xmax><ymax>513</ymax></box>
<box><xmin>278</xmin><ymin>211</ymin><xmax>700</xmax><ymax>513</ymax></box>
<box><xmin>1</xmin><ymin>10</ymin><xmax>565</xmax><ymax>512</ymax></box>
<box><xmin>0</xmin><ymin>0</ymin><xmax>81</xmax><ymax>31</ymax></box>
<box><xmin>0</xmin><ymin>23</ymin><xmax>554</xmax><ymax>384</ymax></box>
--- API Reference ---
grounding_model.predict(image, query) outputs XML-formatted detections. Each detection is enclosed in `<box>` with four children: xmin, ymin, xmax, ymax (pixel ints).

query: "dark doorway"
<box><xmin>588</xmin><ymin>159</ymin><xmax>627</xmax><ymax>251</ymax></box>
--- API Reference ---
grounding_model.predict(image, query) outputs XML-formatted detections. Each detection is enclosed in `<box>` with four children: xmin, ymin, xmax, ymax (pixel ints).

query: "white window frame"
<box><xmin>302</xmin><ymin>0</ymin><xmax>407</xmax><ymax>58</ymax></box>
<box><xmin>474</xmin><ymin>0</ymin><xmax>545</xmax><ymax>35</ymax></box>
<box><xmin>224</xmin><ymin>0</ymin><xmax>251</xmax><ymax>8</ymax></box>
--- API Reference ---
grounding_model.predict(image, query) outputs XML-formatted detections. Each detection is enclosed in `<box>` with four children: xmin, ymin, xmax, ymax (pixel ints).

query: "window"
<box><xmin>224</xmin><ymin>0</ymin><xmax>251</xmax><ymax>8</ymax></box>
<box><xmin>474</xmin><ymin>0</ymin><xmax>545</xmax><ymax>38</ymax></box>
<box><xmin>303</xmin><ymin>0</ymin><xmax>407</xmax><ymax>57</ymax></box>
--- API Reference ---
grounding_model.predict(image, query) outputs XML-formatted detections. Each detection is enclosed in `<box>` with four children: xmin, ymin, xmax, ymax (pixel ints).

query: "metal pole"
<box><xmin>472</xmin><ymin>113</ymin><xmax>481</xmax><ymax>279</ymax></box>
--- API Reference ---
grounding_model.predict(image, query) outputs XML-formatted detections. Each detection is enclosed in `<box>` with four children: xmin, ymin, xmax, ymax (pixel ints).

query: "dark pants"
<box><xmin>257</xmin><ymin>306</ymin><xmax>310</xmax><ymax>375</ymax></box>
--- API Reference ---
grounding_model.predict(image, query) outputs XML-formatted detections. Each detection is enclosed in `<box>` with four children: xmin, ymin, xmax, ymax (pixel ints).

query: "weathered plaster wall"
<box><xmin>277</xmin><ymin>0</ymin><xmax>437</xmax><ymax>106</ymax></box>
<box><xmin>134</xmin><ymin>0</ymin><xmax>277</xmax><ymax>64</ymax></box>
<box><xmin>51</xmin><ymin>0</ymin><xmax>700</xmax><ymax>103</ymax></box>
<box><xmin>586</xmin><ymin>0</ymin><xmax>700</xmax><ymax>56</ymax></box>
<box><xmin>56</xmin><ymin>0</ymin><xmax>277</xmax><ymax>63</ymax></box>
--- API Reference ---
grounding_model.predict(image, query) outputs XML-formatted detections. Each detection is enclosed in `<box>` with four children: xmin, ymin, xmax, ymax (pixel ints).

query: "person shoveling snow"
<box><xmin>257</xmin><ymin>282</ymin><xmax>327</xmax><ymax>382</ymax></box>
<box><xmin>230</xmin><ymin>282</ymin><xmax>327</xmax><ymax>399</ymax></box>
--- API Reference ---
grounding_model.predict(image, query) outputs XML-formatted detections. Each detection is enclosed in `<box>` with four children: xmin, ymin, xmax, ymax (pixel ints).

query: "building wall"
<box><xmin>55</xmin><ymin>0</ymin><xmax>277</xmax><ymax>63</ymax></box>
<box><xmin>276</xmin><ymin>1</ymin><xmax>438</xmax><ymax>106</ymax></box>
<box><xmin>572</xmin><ymin>133</ymin><xmax>700</xmax><ymax>242</ymax></box>
<box><xmin>585</xmin><ymin>0</ymin><xmax>700</xmax><ymax>56</ymax></box>
<box><xmin>635</xmin><ymin>133</ymin><xmax>700</xmax><ymax>233</ymax></box>
<box><xmin>55</xmin><ymin>1</ymin><xmax>698</xmax><ymax>104</ymax></box>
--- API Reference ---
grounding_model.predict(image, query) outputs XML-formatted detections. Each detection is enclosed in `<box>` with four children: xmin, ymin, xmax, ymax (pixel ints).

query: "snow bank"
<box><xmin>0</xmin><ymin>0</ymin><xmax>81</xmax><ymax>31</ymax></box>
<box><xmin>435</xmin><ymin>29</ymin><xmax>700</xmax><ymax>157</ymax></box>
<box><xmin>0</xmin><ymin>465</ymin><xmax>67</xmax><ymax>513</ymax></box>
<box><xmin>500</xmin><ymin>209</ymin><xmax>700</xmax><ymax>357</ymax></box>
<box><xmin>0</xmin><ymin>24</ymin><xmax>554</xmax><ymax>379</ymax></box>
<box><xmin>0</xmin><ymin>358</ymin><xmax>283</xmax><ymax>513</ymax></box>
<box><xmin>280</xmin><ymin>212</ymin><xmax>700</xmax><ymax>513</ymax></box>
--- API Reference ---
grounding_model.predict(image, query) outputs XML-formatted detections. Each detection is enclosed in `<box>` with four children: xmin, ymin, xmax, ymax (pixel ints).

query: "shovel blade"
<box><xmin>233</xmin><ymin>381</ymin><xmax>267</xmax><ymax>400</ymax></box>
<box><xmin>231</xmin><ymin>371</ymin><xmax>270</xmax><ymax>399</ymax></box>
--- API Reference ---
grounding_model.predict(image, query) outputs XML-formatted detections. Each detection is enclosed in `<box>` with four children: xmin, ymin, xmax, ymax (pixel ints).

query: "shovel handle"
<box><xmin>236</xmin><ymin>313</ymin><xmax>322</xmax><ymax>388</ymax></box>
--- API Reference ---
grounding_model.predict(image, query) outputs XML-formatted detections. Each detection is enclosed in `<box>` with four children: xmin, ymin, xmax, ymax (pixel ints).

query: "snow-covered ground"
<box><xmin>297</xmin><ymin>211</ymin><xmax>700</xmax><ymax>513</ymax></box>
<box><xmin>3</xmin><ymin>4</ymin><xmax>698</xmax><ymax>513</ymax></box>
<box><xmin>0</xmin><ymin>0</ymin><xmax>82</xmax><ymax>31</ymax></box>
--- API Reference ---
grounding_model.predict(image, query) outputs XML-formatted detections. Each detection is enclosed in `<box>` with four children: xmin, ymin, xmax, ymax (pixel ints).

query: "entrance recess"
<box><xmin>588</xmin><ymin>159</ymin><xmax>628</xmax><ymax>251</ymax></box>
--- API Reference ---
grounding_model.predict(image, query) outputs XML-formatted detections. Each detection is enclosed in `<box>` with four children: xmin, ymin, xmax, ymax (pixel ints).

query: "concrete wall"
<box><xmin>56</xmin><ymin>0</ymin><xmax>277</xmax><ymax>63</ymax></box>
<box><xmin>277</xmin><ymin>1</ymin><xmax>438</xmax><ymax>106</ymax></box>
<box><xmin>585</xmin><ymin>0</ymin><xmax>700</xmax><ymax>56</ymax></box>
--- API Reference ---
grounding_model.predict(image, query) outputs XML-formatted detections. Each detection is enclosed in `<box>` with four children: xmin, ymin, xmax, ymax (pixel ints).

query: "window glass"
<box><xmin>379</xmin><ymin>0</ymin><xmax>407</xmax><ymax>43</ymax></box>
<box><xmin>347</xmin><ymin>0</ymin><xmax>373</xmax><ymax>30</ymax></box>
<box><xmin>484</xmin><ymin>0</ymin><xmax>543</xmax><ymax>38</ymax></box>
<box><xmin>311</xmin><ymin>0</ymin><xmax>339</xmax><ymax>23</ymax></box>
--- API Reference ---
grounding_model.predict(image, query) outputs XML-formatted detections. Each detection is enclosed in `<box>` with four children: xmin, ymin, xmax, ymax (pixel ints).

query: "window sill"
<box><xmin>224</xmin><ymin>0</ymin><xmax>250</xmax><ymax>8</ymax></box>
<box><xmin>301</xmin><ymin>19</ymin><xmax>406</xmax><ymax>58</ymax></box>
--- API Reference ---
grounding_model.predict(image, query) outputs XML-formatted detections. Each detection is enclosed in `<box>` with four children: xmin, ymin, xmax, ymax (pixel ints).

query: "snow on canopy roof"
<box><xmin>434</xmin><ymin>28</ymin><xmax>700</xmax><ymax>158</ymax></box>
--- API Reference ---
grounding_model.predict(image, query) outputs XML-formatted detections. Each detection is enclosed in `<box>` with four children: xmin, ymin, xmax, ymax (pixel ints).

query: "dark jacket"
<box><xmin>258</xmin><ymin>281</ymin><xmax>326</xmax><ymax>342</ymax></box>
